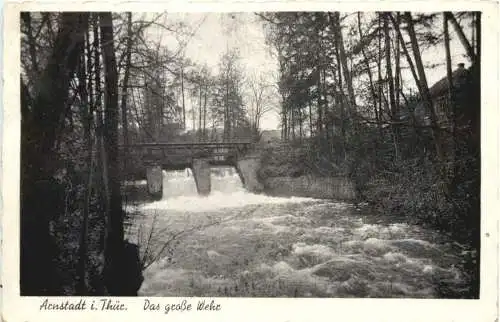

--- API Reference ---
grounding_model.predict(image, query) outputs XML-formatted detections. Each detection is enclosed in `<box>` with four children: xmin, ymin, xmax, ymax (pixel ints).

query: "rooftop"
<box><xmin>428</xmin><ymin>63</ymin><xmax>470</xmax><ymax>98</ymax></box>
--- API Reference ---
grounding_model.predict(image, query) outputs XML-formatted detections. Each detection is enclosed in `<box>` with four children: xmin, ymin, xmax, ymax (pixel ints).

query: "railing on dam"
<box><xmin>119</xmin><ymin>141</ymin><xmax>253</xmax><ymax>166</ymax></box>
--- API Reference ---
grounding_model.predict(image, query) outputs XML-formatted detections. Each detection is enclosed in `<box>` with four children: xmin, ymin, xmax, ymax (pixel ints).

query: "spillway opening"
<box><xmin>209</xmin><ymin>166</ymin><xmax>245</xmax><ymax>194</ymax></box>
<box><xmin>162</xmin><ymin>166</ymin><xmax>244</xmax><ymax>199</ymax></box>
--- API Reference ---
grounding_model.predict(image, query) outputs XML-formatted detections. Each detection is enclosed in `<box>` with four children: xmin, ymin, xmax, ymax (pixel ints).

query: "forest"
<box><xmin>20</xmin><ymin>11</ymin><xmax>480</xmax><ymax>297</ymax></box>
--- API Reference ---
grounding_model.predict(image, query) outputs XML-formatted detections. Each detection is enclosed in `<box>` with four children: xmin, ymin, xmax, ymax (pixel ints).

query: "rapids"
<box><xmin>124</xmin><ymin>167</ymin><xmax>470</xmax><ymax>298</ymax></box>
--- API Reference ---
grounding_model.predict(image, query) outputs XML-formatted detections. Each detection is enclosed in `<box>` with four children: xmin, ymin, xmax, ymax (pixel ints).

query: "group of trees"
<box><xmin>20</xmin><ymin>12</ymin><xmax>276</xmax><ymax>295</ymax></box>
<box><xmin>260</xmin><ymin>11</ymin><xmax>480</xmax><ymax>189</ymax></box>
<box><xmin>120</xmin><ymin>19</ymin><xmax>276</xmax><ymax>144</ymax></box>
<box><xmin>261</xmin><ymin>12</ymin><xmax>479</xmax><ymax>153</ymax></box>
<box><xmin>21</xmin><ymin>11</ymin><xmax>130</xmax><ymax>295</ymax></box>
<box><xmin>259</xmin><ymin>11</ymin><xmax>481</xmax><ymax>297</ymax></box>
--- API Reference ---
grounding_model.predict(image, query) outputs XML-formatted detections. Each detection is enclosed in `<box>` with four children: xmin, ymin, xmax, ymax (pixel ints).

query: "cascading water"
<box><xmin>161</xmin><ymin>168</ymin><xmax>198</xmax><ymax>198</ymax></box>
<box><xmin>162</xmin><ymin>167</ymin><xmax>245</xmax><ymax>198</ymax></box>
<box><xmin>126</xmin><ymin>167</ymin><xmax>471</xmax><ymax>298</ymax></box>
<box><xmin>139</xmin><ymin>167</ymin><xmax>312</xmax><ymax>212</ymax></box>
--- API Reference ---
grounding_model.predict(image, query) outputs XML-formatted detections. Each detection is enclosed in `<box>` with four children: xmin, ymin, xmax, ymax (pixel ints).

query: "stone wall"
<box><xmin>261</xmin><ymin>175</ymin><xmax>356</xmax><ymax>201</ymax></box>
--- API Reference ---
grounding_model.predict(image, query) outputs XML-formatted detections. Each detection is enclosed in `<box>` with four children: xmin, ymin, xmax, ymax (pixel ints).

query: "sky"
<box><xmin>143</xmin><ymin>12</ymin><xmax>473</xmax><ymax>130</ymax></box>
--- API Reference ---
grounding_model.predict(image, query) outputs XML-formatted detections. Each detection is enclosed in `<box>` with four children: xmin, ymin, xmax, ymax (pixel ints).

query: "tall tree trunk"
<box><xmin>389</xmin><ymin>12</ymin><xmax>423</xmax><ymax>141</ymax></box>
<box><xmin>475</xmin><ymin>12</ymin><xmax>481</xmax><ymax>66</ymax></box>
<box><xmin>181</xmin><ymin>66</ymin><xmax>186</xmax><ymax>129</ymax></box>
<box><xmin>315</xmin><ymin>16</ymin><xmax>324</xmax><ymax>136</ymax></box>
<box><xmin>404</xmin><ymin>12</ymin><xmax>447</xmax><ymax>185</ymax></box>
<box><xmin>93</xmin><ymin>13</ymin><xmax>109</xmax><ymax>263</ymax></box>
<box><xmin>331</xmin><ymin>12</ymin><xmax>356</xmax><ymax>119</ymax></box>
<box><xmin>390</xmin><ymin>14</ymin><xmax>420</xmax><ymax>94</ymax></box>
<box><xmin>277</xmin><ymin>54</ymin><xmax>288</xmax><ymax>141</ymax></box>
<box><xmin>203</xmin><ymin>85</ymin><xmax>208</xmax><ymax>141</ymax></box>
<box><xmin>443</xmin><ymin>11</ymin><xmax>456</xmax><ymax>192</ymax></box>
<box><xmin>21</xmin><ymin>12</ymin><xmax>39</xmax><ymax>75</ymax></box>
<box><xmin>77</xmin><ymin>22</ymin><xmax>91</xmax><ymax>295</ymax></box>
<box><xmin>473</xmin><ymin>11</ymin><xmax>481</xmax><ymax>144</ymax></box>
<box><xmin>333</xmin><ymin>28</ymin><xmax>345</xmax><ymax>141</ymax></box>
<box><xmin>470</xmin><ymin>13</ymin><xmax>481</xmax><ymax>284</ymax></box>
<box><xmin>377</xmin><ymin>14</ymin><xmax>383</xmax><ymax>131</ymax></box>
<box><xmin>316</xmin><ymin>69</ymin><xmax>323</xmax><ymax>134</ymax></box>
<box><xmin>383</xmin><ymin>13</ymin><xmax>400</xmax><ymax>158</ymax></box>
<box><xmin>192</xmin><ymin>104</ymin><xmax>196</xmax><ymax>135</ymax></box>
<box><xmin>471</xmin><ymin>13</ymin><xmax>475</xmax><ymax>55</ymax></box>
<box><xmin>224</xmin><ymin>78</ymin><xmax>229</xmax><ymax>142</ymax></box>
<box><xmin>322</xmin><ymin>68</ymin><xmax>331</xmax><ymax>143</ymax></box>
<box><xmin>282</xmin><ymin>98</ymin><xmax>288</xmax><ymax>140</ymax></box>
<box><xmin>447</xmin><ymin>12</ymin><xmax>476</xmax><ymax>62</ymax></box>
<box><xmin>120</xmin><ymin>12</ymin><xmax>132</xmax><ymax>149</ymax></box>
<box><xmin>198</xmin><ymin>84</ymin><xmax>202</xmax><ymax>141</ymax></box>
<box><xmin>444</xmin><ymin>12</ymin><xmax>454</xmax><ymax>120</ymax></box>
<box><xmin>87</xmin><ymin>19</ymin><xmax>94</xmax><ymax>114</ymax></box>
<box><xmin>394</xmin><ymin>13</ymin><xmax>401</xmax><ymax>115</ymax></box>
<box><xmin>99</xmin><ymin>12</ymin><xmax>125</xmax><ymax>295</ymax></box>
<box><xmin>357</xmin><ymin>12</ymin><xmax>379</xmax><ymax>132</ymax></box>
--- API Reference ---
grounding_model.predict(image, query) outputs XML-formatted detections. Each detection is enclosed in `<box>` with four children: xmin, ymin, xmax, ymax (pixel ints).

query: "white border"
<box><xmin>2</xmin><ymin>2</ymin><xmax>499</xmax><ymax>322</ymax></box>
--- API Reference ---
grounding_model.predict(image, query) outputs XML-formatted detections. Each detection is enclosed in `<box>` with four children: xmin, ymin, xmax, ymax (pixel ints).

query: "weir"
<box><xmin>144</xmin><ymin>157</ymin><xmax>261</xmax><ymax>198</ymax></box>
<box><xmin>122</xmin><ymin>141</ymin><xmax>257</xmax><ymax>198</ymax></box>
<box><xmin>159</xmin><ymin>166</ymin><xmax>245</xmax><ymax>201</ymax></box>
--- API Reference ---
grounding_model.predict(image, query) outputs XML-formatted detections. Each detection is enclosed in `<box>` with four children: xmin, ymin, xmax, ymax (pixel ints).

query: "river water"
<box><xmin>125</xmin><ymin>168</ymin><xmax>470</xmax><ymax>298</ymax></box>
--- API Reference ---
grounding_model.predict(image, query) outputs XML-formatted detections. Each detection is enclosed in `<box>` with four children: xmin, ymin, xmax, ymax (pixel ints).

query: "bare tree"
<box><xmin>447</xmin><ymin>12</ymin><xmax>476</xmax><ymax>63</ymax></box>
<box><xmin>247</xmin><ymin>73</ymin><xmax>276</xmax><ymax>140</ymax></box>
<box><xmin>120</xmin><ymin>12</ymin><xmax>133</xmax><ymax>149</ymax></box>
<box><xmin>180</xmin><ymin>63</ymin><xmax>186</xmax><ymax>129</ymax></box>
<box><xmin>100</xmin><ymin>12</ymin><xmax>125</xmax><ymax>295</ymax></box>
<box><xmin>383</xmin><ymin>12</ymin><xmax>400</xmax><ymax>157</ymax></box>
<box><xmin>330</xmin><ymin>12</ymin><xmax>356</xmax><ymax>119</ymax></box>
<box><xmin>403</xmin><ymin>12</ymin><xmax>448</xmax><ymax>193</ymax></box>
<box><xmin>357</xmin><ymin>12</ymin><xmax>379</xmax><ymax>131</ymax></box>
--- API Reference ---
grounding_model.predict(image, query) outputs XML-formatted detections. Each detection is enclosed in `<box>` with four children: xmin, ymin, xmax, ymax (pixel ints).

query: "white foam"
<box><xmin>257</xmin><ymin>214</ymin><xmax>313</xmax><ymax>227</ymax></box>
<box><xmin>314</xmin><ymin>226</ymin><xmax>346</xmax><ymax>234</ymax></box>
<box><xmin>392</xmin><ymin>238</ymin><xmax>434</xmax><ymax>247</ymax></box>
<box><xmin>140</xmin><ymin>191</ymin><xmax>315</xmax><ymax>212</ymax></box>
<box><xmin>292</xmin><ymin>242</ymin><xmax>335</xmax><ymax>262</ymax></box>
<box><xmin>128</xmin><ymin>168</ymin><xmax>317</xmax><ymax>212</ymax></box>
<box><xmin>383</xmin><ymin>252</ymin><xmax>409</xmax><ymax>263</ymax></box>
<box><xmin>272</xmin><ymin>261</ymin><xmax>294</xmax><ymax>273</ymax></box>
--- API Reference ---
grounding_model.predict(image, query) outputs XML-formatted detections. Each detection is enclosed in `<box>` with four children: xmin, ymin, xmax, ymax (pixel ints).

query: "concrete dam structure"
<box><xmin>121</xmin><ymin>142</ymin><xmax>262</xmax><ymax>199</ymax></box>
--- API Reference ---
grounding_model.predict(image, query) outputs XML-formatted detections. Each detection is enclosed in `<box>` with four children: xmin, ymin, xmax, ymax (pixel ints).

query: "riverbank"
<box><xmin>254</xmin><ymin>137</ymin><xmax>479</xmax><ymax>298</ymax></box>
<box><xmin>254</xmin><ymin>139</ymin><xmax>356</xmax><ymax>201</ymax></box>
<box><xmin>261</xmin><ymin>175</ymin><xmax>356</xmax><ymax>201</ymax></box>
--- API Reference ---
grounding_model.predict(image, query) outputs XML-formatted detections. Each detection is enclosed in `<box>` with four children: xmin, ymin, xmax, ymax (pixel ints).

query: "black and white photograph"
<box><xmin>7</xmin><ymin>5</ymin><xmax>494</xmax><ymax>309</ymax></box>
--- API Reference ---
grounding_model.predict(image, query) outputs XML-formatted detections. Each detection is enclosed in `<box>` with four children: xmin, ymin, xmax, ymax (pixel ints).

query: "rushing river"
<box><xmin>125</xmin><ymin>168</ymin><xmax>470</xmax><ymax>298</ymax></box>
